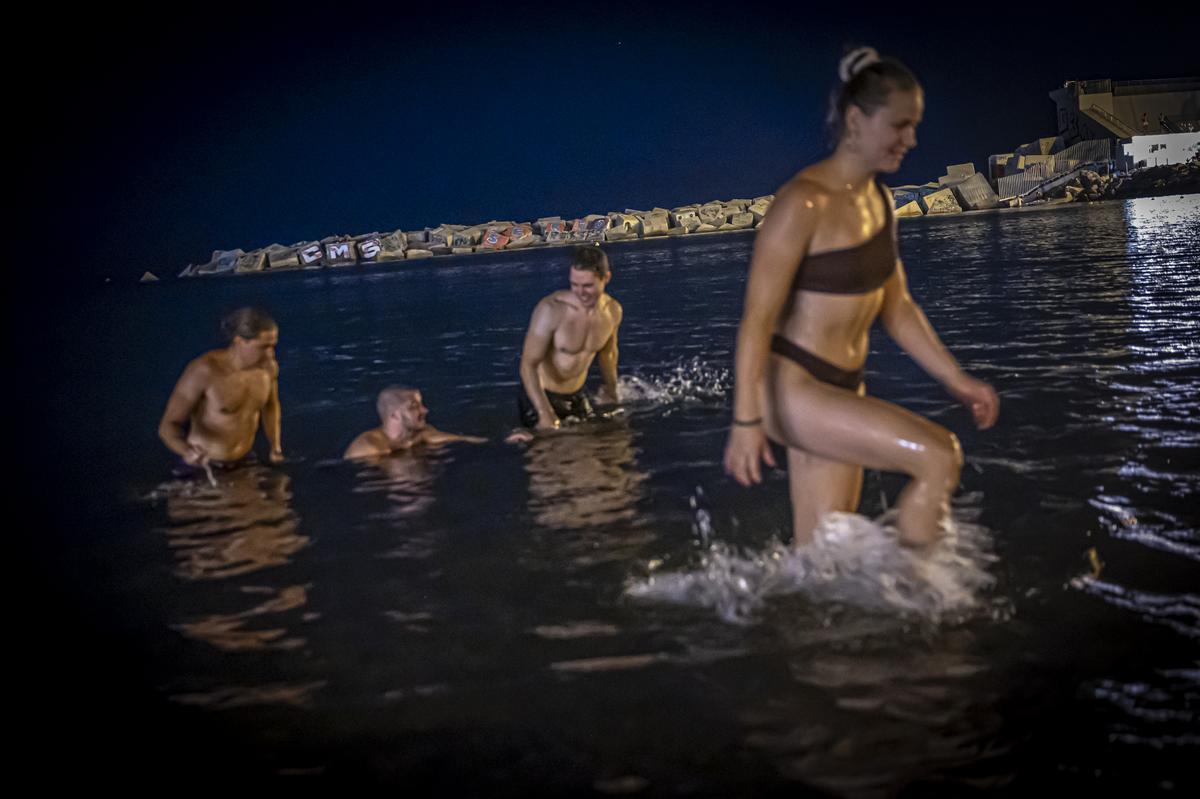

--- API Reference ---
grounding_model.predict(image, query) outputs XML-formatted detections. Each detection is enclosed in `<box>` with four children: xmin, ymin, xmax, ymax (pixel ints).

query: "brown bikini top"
<box><xmin>790</xmin><ymin>177</ymin><xmax>897</xmax><ymax>294</ymax></box>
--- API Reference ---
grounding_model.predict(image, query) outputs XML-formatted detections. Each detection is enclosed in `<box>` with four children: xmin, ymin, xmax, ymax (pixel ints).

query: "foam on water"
<box><xmin>617</xmin><ymin>357</ymin><xmax>730</xmax><ymax>405</ymax></box>
<box><xmin>626</xmin><ymin>510</ymin><xmax>998</xmax><ymax>625</ymax></box>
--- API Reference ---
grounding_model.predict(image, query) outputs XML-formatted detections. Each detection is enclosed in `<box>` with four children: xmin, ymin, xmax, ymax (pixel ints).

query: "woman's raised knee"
<box><xmin>913</xmin><ymin>429</ymin><xmax>961</xmax><ymax>484</ymax></box>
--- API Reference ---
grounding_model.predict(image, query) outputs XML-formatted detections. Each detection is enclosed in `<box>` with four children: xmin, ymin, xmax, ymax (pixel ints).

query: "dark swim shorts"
<box><xmin>171</xmin><ymin>452</ymin><xmax>258</xmax><ymax>480</ymax></box>
<box><xmin>518</xmin><ymin>387</ymin><xmax>596</xmax><ymax>428</ymax></box>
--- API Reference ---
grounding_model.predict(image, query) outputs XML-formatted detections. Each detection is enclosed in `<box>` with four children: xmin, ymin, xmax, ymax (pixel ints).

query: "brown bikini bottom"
<box><xmin>770</xmin><ymin>335</ymin><xmax>864</xmax><ymax>391</ymax></box>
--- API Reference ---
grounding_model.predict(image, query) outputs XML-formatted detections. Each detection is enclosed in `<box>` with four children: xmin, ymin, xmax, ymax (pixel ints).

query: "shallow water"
<box><xmin>31</xmin><ymin>196</ymin><xmax>1200</xmax><ymax>793</ymax></box>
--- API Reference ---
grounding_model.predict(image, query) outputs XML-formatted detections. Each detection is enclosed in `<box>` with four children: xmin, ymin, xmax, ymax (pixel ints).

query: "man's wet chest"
<box><xmin>554</xmin><ymin>314</ymin><xmax>612</xmax><ymax>354</ymax></box>
<box><xmin>206</xmin><ymin>370</ymin><xmax>270</xmax><ymax>414</ymax></box>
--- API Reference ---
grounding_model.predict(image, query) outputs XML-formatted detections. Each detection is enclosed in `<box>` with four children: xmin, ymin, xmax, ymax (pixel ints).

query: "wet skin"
<box><xmin>519</xmin><ymin>265</ymin><xmax>623</xmax><ymax>431</ymax></box>
<box><xmin>159</xmin><ymin>328</ymin><xmax>283</xmax><ymax>465</ymax></box>
<box><xmin>724</xmin><ymin>88</ymin><xmax>999</xmax><ymax>547</ymax></box>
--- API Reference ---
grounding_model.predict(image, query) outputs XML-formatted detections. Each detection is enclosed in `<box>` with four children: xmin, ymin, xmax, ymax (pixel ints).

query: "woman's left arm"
<box><xmin>879</xmin><ymin>259</ymin><xmax>1000</xmax><ymax>429</ymax></box>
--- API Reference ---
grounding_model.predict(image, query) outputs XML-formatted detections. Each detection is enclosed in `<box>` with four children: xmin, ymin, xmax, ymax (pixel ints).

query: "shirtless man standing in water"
<box><xmin>159</xmin><ymin>308</ymin><xmax>284</xmax><ymax>473</ymax></box>
<box><xmin>518</xmin><ymin>245</ymin><xmax>623</xmax><ymax>431</ymax></box>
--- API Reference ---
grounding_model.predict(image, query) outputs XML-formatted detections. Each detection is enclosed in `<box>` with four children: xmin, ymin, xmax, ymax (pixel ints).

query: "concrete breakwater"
<box><xmin>174</xmin><ymin>161</ymin><xmax>1197</xmax><ymax>279</ymax></box>
<box><xmin>177</xmin><ymin>174</ymin><xmax>988</xmax><ymax>278</ymax></box>
<box><xmin>179</xmin><ymin>198</ymin><xmax>772</xmax><ymax>278</ymax></box>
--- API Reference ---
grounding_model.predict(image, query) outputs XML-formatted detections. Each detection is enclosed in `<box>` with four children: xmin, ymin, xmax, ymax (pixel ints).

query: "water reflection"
<box><xmin>520</xmin><ymin>422</ymin><xmax>653</xmax><ymax>569</ymax></box>
<box><xmin>164</xmin><ymin>466</ymin><xmax>308</xmax><ymax>581</ymax></box>
<box><xmin>348</xmin><ymin>452</ymin><xmax>443</xmax><ymax>563</ymax></box>
<box><xmin>743</xmin><ymin>626</ymin><xmax>1008</xmax><ymax>795</ymax></box>
<box><xmin>161</xmin><ymin>466</ymin><xmax>311</xmax><ymax>654</ymax></box>
<box><xmin>170</xmin><ymin>680</ymin><xmax>327</xmax><ymax>710</ymax></box>
<box><xmin>1085</xmin><ymin>666</ymin><xmax>1199</xmax><ymax>747</ymax></box>
<box><xmin>351</xmin><ymin>452</ymin><xmax>438</xmax><ymax>521</ymax></box>
<box><xmin>175</xmin><ymin>584</ymin><xmax>310</xmax><ymax>652</ymax></box>
<box><xmin>523</xmin><ymin>423</ymin><xmax>647</xmax><ymax>531</ymax></box>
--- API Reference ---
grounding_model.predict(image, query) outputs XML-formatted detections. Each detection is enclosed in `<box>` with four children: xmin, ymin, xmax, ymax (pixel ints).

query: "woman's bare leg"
<box><xmin>785</xmin><ymin>449</ymin><xmax>864</xmax><ymax>545</ymax></box>
<box><xmin>765</xmin><ymin>358</ymin><xmax>962</xmax><ymax>547</ymax></box>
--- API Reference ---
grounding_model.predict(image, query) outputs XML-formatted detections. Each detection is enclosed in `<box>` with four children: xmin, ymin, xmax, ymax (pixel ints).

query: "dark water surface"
<box><xmin>30</xmin><ymin>196</ymin><xmax>1199</xmax><ymax>794</ymax></box>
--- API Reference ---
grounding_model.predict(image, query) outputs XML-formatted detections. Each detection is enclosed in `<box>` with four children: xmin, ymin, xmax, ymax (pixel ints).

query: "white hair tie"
<box><xmin>839</xmin><ymin>47</ymin><xmax>880</xmax><ymax>83</ymax></box>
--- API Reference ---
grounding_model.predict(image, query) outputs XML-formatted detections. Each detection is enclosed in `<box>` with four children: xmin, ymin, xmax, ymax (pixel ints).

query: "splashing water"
<box><xmin>618</xmin><ymin>357</ymin><xmax>731</xmax><ymax>405</ymax></box>
<box><xmin>626</xmin><ymin>510</ymin><xmax>998</xmax><ymax>625</ymax></box>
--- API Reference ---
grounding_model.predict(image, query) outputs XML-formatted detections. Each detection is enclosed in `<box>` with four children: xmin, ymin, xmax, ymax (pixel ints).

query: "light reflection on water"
<box><xmin>66</xmin><ymin>195</ymin><xmax>1199</xmax><ymax>790</ymax></box>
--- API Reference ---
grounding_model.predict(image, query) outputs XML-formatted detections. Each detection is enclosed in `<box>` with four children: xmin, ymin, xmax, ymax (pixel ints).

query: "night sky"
<box><xmin>32</xmin><ymin>2</ymin><xmax>1198</xmax><ymax>284</ymax></box>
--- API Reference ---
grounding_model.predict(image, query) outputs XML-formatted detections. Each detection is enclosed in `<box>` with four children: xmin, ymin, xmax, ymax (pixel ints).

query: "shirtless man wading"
<box><xmin>518</xmin><ymin>245</ymin><xmax>623</xmax><ymax>430</ymax></box>
<box><xmin>159</xmin><ymin>308</ymin><xmax>284</xmax><ymax>474</ymax></box>
<box><xmin>344</xmin><ymin>386</ymin><xmax>486</xmax><ymax>460</ymax></box>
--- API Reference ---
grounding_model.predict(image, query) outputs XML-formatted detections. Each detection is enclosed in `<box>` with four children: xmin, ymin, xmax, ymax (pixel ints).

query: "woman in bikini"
<box><xmin>723</xmin><ymin>47</ymin><xmax>1000</xmax><ymax>548</ymax></box>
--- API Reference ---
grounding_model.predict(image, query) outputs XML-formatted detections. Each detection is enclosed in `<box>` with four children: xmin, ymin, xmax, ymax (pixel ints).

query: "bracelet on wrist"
<box><xmin>732</xmin><ymin>417</ymin><xmax>763</xmax><ymax>427</ymax></box>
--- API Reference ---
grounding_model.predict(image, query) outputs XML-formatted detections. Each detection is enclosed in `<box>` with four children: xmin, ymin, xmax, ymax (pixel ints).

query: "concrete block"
<box><xmin>405</xmin><ymin>249</ymin><xmax>434</xmax><ymax>260</ymax></box>
<box><xmin>508</xmin><ymin>223</ymin><xmax>537</xmax><ymax>248</ymax></box>
<box><xmin>748</xmin><ymin>198</ymin><xmax>772</xmax><ymax>221</ymax></box>
<box><xmin>670</xmin><ymin>206</ymin><xmax>701</xmax><ymax>231</ymax></box>
<box><xmin>949</xmin><ymin>173</ymin><xmax>999</xmax><ymax>210</ymax></box>
<box><xmin>451</xmin><ymin>228</ymin><xmax>481</xmax><ymax>249</ymax></box>
<box><xmin>298</xmin><ymin>242</ymin><xmax>324</xmax><ymax>268</ymax></box>
<box><xmin>605</xmin><ymin>213</ymin><xmax>641</xmax><ymax>240</ymax></box>
<box><xmin>324</xmin><ymin>240</ymin><xmax>357</xmax><ymax>266</ymax></box>
<box><xmin>698</xmin><ymin>202</ymin><xmax>726</xmax><ymax>227</ymax></box>
<box><xmin>376</xmin><ymin>232</ymin><xmax>407</xmax><ymax>261</ymax></box>
<box><xmin>195</xmin><ymin>248</ymin><xmax>244</xmax><ymax>275</ymax></box>
<box><xmin>945</xmin><ymin>162</ymin><xmax>975</xmax><ymax>180</ymax></box>
<box><xmin>582</xmin><ymin>215</ymin><xmax>608</xmax><ymax>241</ymax></box>
<box><xmin>637</xmin><ymin>211</ymin><xmax>669</xmax><ymax>236</ymax></box>
<box><xmin>920</xmin><ymin>187</ymin><xmax>962</xmax><ymax>214</ymax></box>
<box><xmin>541</xmin><ymin>219</ymin><xmax>573</xmax><ymax>243</ymax></box>
<box><xmin>356</xmin><ymin>237</ymin><xmax>383</xmax><ymax>262</ymax></box>
<box><xmin>725</xmin><ymin>212</ymin><xmax>755</xmax><ymax>230</ymax></box>
<box><xmin>895</xmin><ymin>200</ymin><xmax>924</xmax><ymax>217</ymax></box>
<box><xmin>479</xmin><ymin>226</ymin><xmax>511</xmax><ymax>250</ymax></box>
<box><xmin>265</xmin><ymin>245</ymin><xmax>300</xmax><ymax>270</ymax></box>
<box><xmin>1016</xmin><ymin>137</ymin><xmax>1058</xmax><ymax>156</ymax></box>
<box><xmin>235</xmin><ymin>250</ymin><xmax>268</xmax><ymax>273</ymax></box>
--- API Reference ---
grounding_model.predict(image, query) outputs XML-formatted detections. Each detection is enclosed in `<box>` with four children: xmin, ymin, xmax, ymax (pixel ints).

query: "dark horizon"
<box><xmin>30</xmin><ymin>3</ymin><xmax>1199</xmax><ymax>283</ymax></box>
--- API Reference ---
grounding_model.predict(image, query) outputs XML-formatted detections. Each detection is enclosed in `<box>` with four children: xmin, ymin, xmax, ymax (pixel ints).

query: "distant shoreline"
<box><xmin>153</xmin><ymin>166</ymin><xmax>1198</xmax><ymax>284</ymax></box>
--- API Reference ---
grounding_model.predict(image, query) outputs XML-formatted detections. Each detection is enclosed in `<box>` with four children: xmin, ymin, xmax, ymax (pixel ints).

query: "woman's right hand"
<box><xmin>723</xmin><ymin>424</ymin><xmax>777</xmax><ymax>486</ymax></box>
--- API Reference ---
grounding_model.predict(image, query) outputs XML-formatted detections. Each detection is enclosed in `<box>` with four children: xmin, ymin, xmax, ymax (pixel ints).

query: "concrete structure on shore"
<box><xmin>984</xmin><ymin>76</ymin><xmax>1199</xmax><ymax>203</ymax></box>
<box><xmin>177</xmin><ymin>154</ymin><xmax>1196</xmax><ymax>278</ymax></box>
<box><xmin>1050</xmin><ymin>77</ymin><xmax>1199</xmax><ymax>144</ymax></box>
<box><xmin>176</xmin><ymin>74</ymin><xmax>1198</xmax><ymax>278</ymax></box>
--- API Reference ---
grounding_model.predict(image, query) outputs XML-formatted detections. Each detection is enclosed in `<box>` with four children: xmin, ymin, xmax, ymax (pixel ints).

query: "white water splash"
<box><xmin>626</xmin><ymin>511</ymin><xmax>997</xmax><ymax>625</ymax></box>
<box><xmin>617</xmin><ymin>357</ymin><xmax>730</xmax><ymax>405</ymax></box>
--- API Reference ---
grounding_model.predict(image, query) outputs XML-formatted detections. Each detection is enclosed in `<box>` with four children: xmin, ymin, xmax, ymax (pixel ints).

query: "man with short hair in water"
<box><xmin>344</xmin><ymin>386</ymin><xmax>487</xmax><ymax>460</ymax></box>
<box><xmin>159</xmin><ymin>308</ymin><xmax>284</xmax><ymax>474</ymax></box>
<box><xmin>518</xmin><ymin>245</ymin><xmax>623</xmax><ymax>431</ymax></box>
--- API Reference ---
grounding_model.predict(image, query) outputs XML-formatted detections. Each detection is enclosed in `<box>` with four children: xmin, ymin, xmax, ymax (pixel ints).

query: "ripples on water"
<box><xmin>56</xmin><ymin>196</ymin><xmax>1200</xmax><ymax>792</ymax></box>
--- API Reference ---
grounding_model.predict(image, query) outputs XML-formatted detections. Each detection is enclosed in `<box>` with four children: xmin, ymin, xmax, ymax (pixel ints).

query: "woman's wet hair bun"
<box><xmin>838</xmin><ymin>46</ymin><xmax>881</xmax><ymax>83</ymax></box>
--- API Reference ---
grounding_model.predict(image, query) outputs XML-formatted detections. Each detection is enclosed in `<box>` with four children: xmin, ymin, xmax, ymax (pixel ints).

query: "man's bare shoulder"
<box><xmin>546</xmin><ymin>290</ymin><xmax>579</xmax><ymax>311</ymax></box>
<box><xmin>344</xmin><ymin>429</ymin><xmax>389</xmax><ymax>460</ymax></box>
<box><xmin>604</xmin><ymin>295</ymin><xmax>624</xmax><ymax>323</ymax></box>
<box><xmin>179</xmin><ymin>351</ymin><xmax>222</xmax><ymax>384</ymax></box>
<box><xmin>532</xmin><ymin>292</ymin><xmax>575</xmax><ymax>324</ymax></box>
